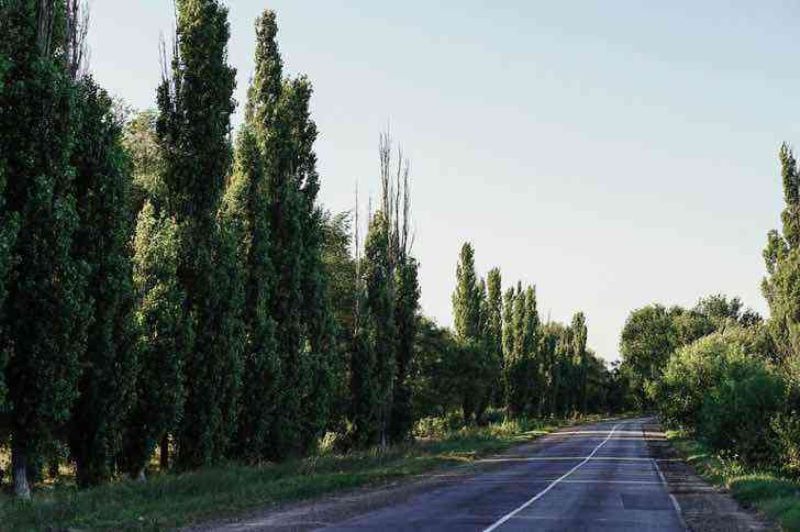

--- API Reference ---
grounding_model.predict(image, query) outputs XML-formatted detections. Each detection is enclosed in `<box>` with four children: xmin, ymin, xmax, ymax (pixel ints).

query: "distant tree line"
<box><xmin>0</xmin><ymin>0</ymin><xmax>617</xmax><ymax>498</ymax></box>
<box><xmin>443</xmin><ymin>242</ymin><xmax>624</xmax><ymax>424</ymax></box>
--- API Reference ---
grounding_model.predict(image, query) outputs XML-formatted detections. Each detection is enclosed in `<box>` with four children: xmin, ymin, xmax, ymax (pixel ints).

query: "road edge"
<box><xmin>642</xmin><ymin>421</ymin><xmax>776</xmax><ymax>532</ymax></box>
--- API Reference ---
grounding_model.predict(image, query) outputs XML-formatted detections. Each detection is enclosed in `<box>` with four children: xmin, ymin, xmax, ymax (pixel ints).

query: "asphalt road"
<box><xmin>324</xmin><ymin>417</ymin><xmax>686</xmax><ymax>531</ymax></box>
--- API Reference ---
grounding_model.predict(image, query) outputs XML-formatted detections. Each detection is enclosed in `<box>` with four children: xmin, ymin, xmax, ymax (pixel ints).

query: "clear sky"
<box><xmin>87</xmin><ymin>1</ymin><xmax>800</xmax><ymax>362</ymax></box>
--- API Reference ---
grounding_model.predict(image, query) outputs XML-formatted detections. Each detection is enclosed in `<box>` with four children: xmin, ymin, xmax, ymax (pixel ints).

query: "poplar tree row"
<box><xmin>451</xmin><ymin>243</ymin><xmax>616</xmax><ymax>422</ymax></box>
<box><xmin>0</xmin><ymin>0</ymin><xmax>342</xmax><ymax>496</ymax></box>
<box><xmin>0</xmin><ymin>0</ymin><xmax>608</xmax><ymax>500</ymax></box>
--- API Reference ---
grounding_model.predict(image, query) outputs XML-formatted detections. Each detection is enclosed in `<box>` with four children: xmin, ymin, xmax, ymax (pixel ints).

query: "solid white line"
<box><xmin>652</xmin><ymin>458</ymin><xmax>689</xmax><ymax>531</ymax></box>
<box><xmin>482</xmin><ymin>422</ymin><xmax>623</xmax><ymax>532</ymax></box>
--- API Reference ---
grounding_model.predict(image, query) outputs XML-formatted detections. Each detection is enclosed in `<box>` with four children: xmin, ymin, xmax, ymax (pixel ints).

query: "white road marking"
<box><xmin>480</xmin><ymin>456</ymin><xmax>681</xmax><ymax>463</ymax></box>
<box><xmin>482</xmin><ymin>422</ymin><xmax>624</xmax><ymax>532</ymax></box>
<box><xmin>653</xmin><ymin>457</ymin><xmax>689</xmax><ymax>531</ymax></box>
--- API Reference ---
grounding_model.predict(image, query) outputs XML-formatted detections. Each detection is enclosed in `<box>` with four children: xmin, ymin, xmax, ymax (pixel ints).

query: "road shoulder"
<box><xmin>643</xmin><ymin>422</ymin><xmax>776</xmax><ymax>532</ymax></box>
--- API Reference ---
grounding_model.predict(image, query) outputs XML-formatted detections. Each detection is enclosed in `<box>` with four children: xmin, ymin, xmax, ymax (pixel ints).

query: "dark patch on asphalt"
<box><xmin>621</xmin><ymin>492</ymin><xmax>674</xmax><ymax>511</ymax></box>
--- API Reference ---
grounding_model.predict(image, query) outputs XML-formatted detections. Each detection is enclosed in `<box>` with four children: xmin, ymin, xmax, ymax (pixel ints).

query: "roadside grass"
<box><xmin>0</xmin><ymin>414</ymin><xmax>607</xmax><ymax>530</ymax></box>
<box><xmin>667</xmin><ymin>431</ymin><xmax>800</xmax><ymax>531</ymax></box>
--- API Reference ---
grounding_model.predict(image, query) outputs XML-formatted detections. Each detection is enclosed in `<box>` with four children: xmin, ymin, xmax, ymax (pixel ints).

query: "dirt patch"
<box><xmin>642</xmin><ymin>423</ymin><xmax>776</xmax><ymax>532</ymax></box>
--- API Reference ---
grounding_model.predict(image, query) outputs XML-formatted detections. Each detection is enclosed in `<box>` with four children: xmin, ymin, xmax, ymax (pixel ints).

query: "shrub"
<box><xmin>657</xmin><ymin>330</ymin><xmax>788</xmax><ymax>467</ymax></box>
<box><xmin>657</xmin><ymin>334</ymin><xmax>742</xmax><ymax>431</ymax></box>
<box><xmin>699</xmin><ymin>366</ymin><xmax>785</xmax><ymax>466</ymax></box>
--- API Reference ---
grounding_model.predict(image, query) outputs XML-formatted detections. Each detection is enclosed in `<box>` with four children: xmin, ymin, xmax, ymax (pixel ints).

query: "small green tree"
<box><xmin>123</xmin><ymin>201</ymin><xmax>187</xmax><ymax>479</ymax></box>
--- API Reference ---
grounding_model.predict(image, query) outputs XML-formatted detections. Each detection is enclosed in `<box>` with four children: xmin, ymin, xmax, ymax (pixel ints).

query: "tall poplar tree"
<box><xmin>452</xmin><ymin>243</ymin><xmax>482</xmax><ymax>340</ymax></box>
<box><xmin>1</xmin><ymin>0</ymin><xmax>90</xmax><ymax>497</ymax></box>
<box><xmin>120</xmin><ymin>109</ymin><xmax>187</xmax><ymax>478</ymax></box>
<box><xmin>570</xmin><ymin>312</ymin><xmax>588</xmax><ymax>413</ymax></box>
<box><xmin>523</xmin><ymin>286</ymin><xmax>541</xmax><ymax>415</ymax></box>
<box><xmin>451</xmin><ymin>242</ymin><xmax>488</xmax><ymax>422</ymax></box>
<box><xmin>0</xmin><ymin>4</ymin><xmax>21</xmax><ymax>416</ymax></box>
<box><xmin>504</xmin><ymin>283</ymin><xmax>540</xmax><ymax>415</ymax></box>
<box><xmin>234</xmin><ymin>10</ymin><xmax>335</xmax><ymax>457</ymax></box>
<box><xmin>485</xmin><ymin>268</ymin><xmax>504</xmax><ymax>406</ymax></box>
<box><xmin>67</xmin><ymin>78</ymin><xmax>138</xmax><ymax>487</ymax></box>
<box><xmin>763</xmin><ymin>143</ymin><xmax>800</xmax><ymax>364</ymax></box>
<box><xmin>225</xmin><ymin>124</ymin><xmax>279</xmax><ymax>462</ymax></box>
<box><xmin>390</xmin><ymin>256</ymin><xmax>419</xmax><ymax>441</ymax></box>
<box><xmin>388</xmin><ymin>156</ymin><xmax>418</xmax><ymax>442</ymax></box>
<box><xmin>361</xmin><ymin>211</ymin><xmax>397</xmax><ymax>446</ymax></box>
<box><xmin>157</xmin><ymin>0</ymin><xmax>240</xmax><ymax>468</ymax></box>
<box><xmin>286</xmin><ymin>76</ymin><xmax>337</xmax><ymax>454</ymax></box>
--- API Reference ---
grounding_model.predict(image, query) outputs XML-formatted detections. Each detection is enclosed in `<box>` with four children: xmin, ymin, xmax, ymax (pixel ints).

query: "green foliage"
<box><xmin>657</xmin><ymin>331</ymin><xmax>786</xmax><ymax>467</ymax></box>
<box><xmin>451</xmin><ymin>243</ymin><xmax>497</xmax><ymax>422</ymax></box>
<box><xmin>288</xmin><ymin>77</ymin><xmax>337</xmax><ymax>454</ymax></box>
<box><xmin>0</xmin><ymin>0</ymin><xmax>91</xmax><ymax>494</ymax></box>
<box><xmin>656</xmin><ymin>334</ymin><xmax>736</xmax><ymax>431</ymax></box>
<box><xmin>123</xmin><ymin>201</ymin><xmax>188</xmax><ymax>478</ymax></box>
<box><xmin>452</xmin><ymin>243</ymin><xmax>482</xmax><ymax>341</ymax></box>
<box><xmin>571</xmin><ymin>312</ymin><xmax>588</xmax><ymax>412</ymax></box>
<box><xmin>409</xmin><ymin>318</ymin><xmax>461</xmax><ymax>418</ymax></box>
<box><xmin>699</xmin><ymin>366</ymin><xmax>785</xmax><ymax>466</ymax></box>
<box><xmin>231</xmin><ymin>11</ymin><xmax>336</xmax><ymax>458</ymax></box>
<box><xmin>619</xmin><ymin>304</ymin><xmax>677</xmax><ymax>407</ymax></box>
<box><xmin>224</xmin><ymin>126</ymin><xmax>278</xmax><ymax>462</ymax></box>
<box><xmin>0</xmin><ymin>12</ymin><xmax>21</xmax><ymax>414</ymax></box>
<box><xmin>763</xmin><ymin>144</ymin><xmax>800</xmax><ymax>364</ymax></box>
<box><xmin>67</xmin><ymin>78</ymin><xmax>138</xmax><ymax>487</ymax></box>
<box><xmin>484</xmin><ymin>268</ymin><xmax>504</xmax><ymax>406</ymax></box>
<box><xmin>503</xmin><ymin>284</ymin><xmax>540</xmax><ymax>416</ymax></box>
<box><xmin>156</xmin><ymin>0</ymin><xmax>241</xmax><ymax>469</ymax></box>
<box><xmin>390</xmin><ymin>257</ymin><xmax>420</xmax><ymax>442</ymax></box>
<box><xmin>361</xmin><ymin>212</ymin><xmax>397</xmax><ymax>444</ymax></box>
<box><xmin>122</xmin><ymin>109</ymin><xmax>162</xmax><ymax>212</ymax></box>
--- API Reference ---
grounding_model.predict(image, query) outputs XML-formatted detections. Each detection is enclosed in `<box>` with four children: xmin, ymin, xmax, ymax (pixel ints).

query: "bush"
<box><xmin>699</xmin><ymin>367</ymin><xmax>785</xmax><ymax>466</ymax></box>
<box><xmin>657</xmin><ymin>331</ymin><xmax>787</xmax><ymax>467</ymax></box>
<box><xmin>772</xmin><ymin>413</ymin><xmax>800</xmax><ymax>475</ymax></box>
<box><xmin>657</xmin><ymin>334</ymin><xmax>742</xmax><ymax>431</ymax></box>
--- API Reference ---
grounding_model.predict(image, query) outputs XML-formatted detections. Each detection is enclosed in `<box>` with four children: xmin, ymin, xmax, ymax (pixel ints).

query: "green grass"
<box><xmin>0</xmin><ymin>415</ymin><xmax>604</xmax><ymax>530</ymax></box>
<box><xmin>667</xmin><ymin>431</ymin><xmax>800</xmax><ymax>531</ymax></box>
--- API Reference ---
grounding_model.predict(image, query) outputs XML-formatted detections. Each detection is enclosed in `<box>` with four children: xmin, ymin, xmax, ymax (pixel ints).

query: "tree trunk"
<box><xmin>159</xmin><ymin>434</ymin><xmax>169</xmax><ymax>470</ymax></box>
<box><xmin>12</xmin><ymin>446</ymin><xmax>31</xmax><ymax>499</ymax></box>
<box><xmin>48</xmin><ymin>458</ymin><xmax>59</xmax><ymax>479</ymax></box>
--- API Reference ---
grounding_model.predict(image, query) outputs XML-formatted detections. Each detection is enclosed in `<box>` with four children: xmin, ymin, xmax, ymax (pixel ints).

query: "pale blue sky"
<box><xmin>87</xmin><ymin>1</ymin><xmax>800</xmax><ymax>361</ymax></box>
